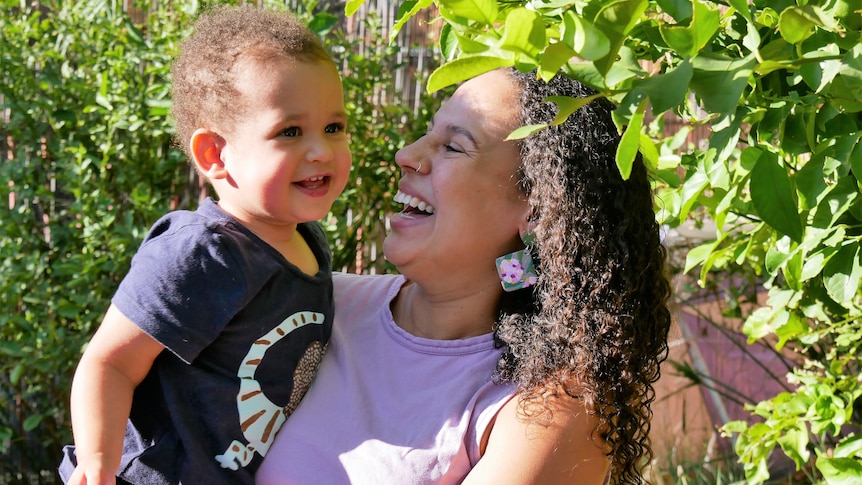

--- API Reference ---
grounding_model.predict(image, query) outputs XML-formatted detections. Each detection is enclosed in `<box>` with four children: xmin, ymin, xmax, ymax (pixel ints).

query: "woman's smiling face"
<box><xmin>385</xmin><ymin>69</ymin><xmax>529</xmax><ymax>290</ymax></box>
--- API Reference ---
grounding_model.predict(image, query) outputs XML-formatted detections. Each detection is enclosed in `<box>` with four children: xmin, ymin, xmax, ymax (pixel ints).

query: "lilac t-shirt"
<box><xmin>255</xmin><ymin>273</ymin><xmax>516</xmax><ymax>484</ymax></box>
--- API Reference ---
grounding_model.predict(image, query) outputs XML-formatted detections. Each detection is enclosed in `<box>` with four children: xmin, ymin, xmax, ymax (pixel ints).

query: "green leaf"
<box><xmin>775</xmin><ymin>311</ymin><xmax>806</xmax><ymax>350</ymax></box>
<box><xmin>440</xmin><ymin>24</ymin><xmax>458</xmax><ymax>61</ymax></box>
<box><xmin>639</xmin><ymin>132</ymin><xmax>659</xmax><ymax>171</ymax></box>
<box><xmin>345</xmin><ymin>0</ymin><xmax>368</xmax><ymax>16</ymax></box>
<box><xmin>10</xmin><ymin>363</ymin><xmax>24</xmax><ymax>385</ymax></box>
<box><xmin>507</xmin><ymin>94</ymin><xmax>605</xmax><ymax>141</ymax></box>
<box><xmin>684</xmin><ymin>240</ymin><xmax>718</xmax><ymax>274</ymax></box>
<box><xmin>389</xmin><ymin>0</ymin><xmax>434</xmax><ymax>42</ymax></box>
<box><xmin>796</xmin><ymin>158</ymin><xmax>829</xmax><ymax>210</ymax></box>
<box><xmin>122</xmin><ymin>17</ymin><xmax>146</xmax><ymax>46</ymax></box>
<box><xmin>829</xmin><ymin>44</ymin><xmax>862</xmax><ymax>113</ymax></box>
<box><xmin>706</xmin><ymin>155</ymin><xmax>730</xmax><ymax>190</ymax></box>
<box><xmin>506</xmin><ymin>123</ymin><xmax>547</xmax><ymax>140</ymax></box>
<box><xmin>308</xmin><ymin>12</ymin><xmax>340</xmax><ymax>36</ymax></box>
<box><xmin>637</xmin><ymin>58</ymin><xmax>693</xmax><ymax>114</ymax></box>
<box><xmin>783</xmin><ymin>247</ymin><xmax>803</xmax><ymax>290</ymax></box>
<box><xmin>750</xmin><ymin>151</ymin><xmax>803</xmax><ymax>243</ymax></box>
<box><xmin>678</xmin><ymin>169</ymin><xmax>709</xmax><ymax>221</ymax></box>
<box><xmin>659</xmin><ymin>1</ymin><xmax>720</xmax><ymax>57</ymax></box>
<box><xmin>690</xmin><ymin>54</ymin><xmax>756</xmax><ymax>114</ymax></box>
<box><xmin>829</xmin><ymin>75</ymin><xmax>862</xmax><ymax>113</ymax></box>
<box><xmin>816</xmin><ymin>456</ymin><xmax>862</xmax><ymax>485</ymax></box>
<box><xmin>616</xmin><ymin>99</ymin><xmax>646</xmax><ymax>180</ymax></box>
<box><xmin>744</xmin><ymin>306</ymin><xmax>775</xmax><ymax>341</ymax></box>
<box><xmin>823</xmin><ymin>242</ymin><xmax>861</xmax><ymax>305</ymax></box>
<box><xmin>710</xmin><ymin>111</ymin><xmax>743</xmax><ymax>164</ymax></box>
<box><xmin>454</xmin><ymin>31</ymin><xmax>493</xmax><ymax>54</ymax></box>
<box><xmin>561</xmin><ymin>11</ymin><xmax>610</xmax><ymax>61</ymax></box>
<box><xmin>745</xmin><ymin>455</ymin><xmax>772</xmax><ymax>484</ymax></box>
<box><xmin>539</xmin><ymin>42</ymin><xmax>577</xmax><ymax>81</ymax></box>
<box><xmin>811</xmin><ymin>176</ymin><xmax>859</xmax><ymax>229</ymax></box>
<box><xmin>801</xmin><ymin>232</ymin><xmax>844</xmax><ymax>281</ymax></box>
<box><xmin>851</xmin><ymin>133</ymin><xmax>862</xmax><ymax>181</ymax></box>
<box><xmin>800</xmin><ymin>48</ymin><xmax>843</xmax><ymax>93</ymax></box>
<box><xmin>779</xmin><ymin>5</ymin><xmax>839</xmax><ymax>45</ymax></box>
<box><xmin>592</xmin><ymin>0</ymin><xmax>649</xmax><ymax>76</ymax></box>
<box><xmin>727</xmin><ymin>0</ymin><xmax>753</xmax><ymax>23</ymax></box>
<box><xmin>427</xmin><ymin>56</ymin><xmax>513</xmax><ymax>93</ymax></box>
<box><xmin>776</xmin><ymin>421</ymin><xmax>810</xmax><ymax>468</ymax></box>
<box><xmin>0</xmin><ymin>341</ymin><xmax>25</xmax><ymax>358</ymax></box>
<box><xmin>765</xmin><ymin>244</ymin><xmax>792</xmax><ymax>276</ymax></box>
<box><xmin>834</xmin><ymin>435</ymin><xmax>862</xmax><ymax>459</ymax></box>
<box><xmin>438</xmin><ymin>0</ymin><xmax>498</xmax><ymax>25</ymax></box>
<box><xmin>544</xmin><ymin>95</ymin><xmax>601</xmax><ymax>126</ymax></box>
<box><xmin>499</xmin><ymin>8</ymin><xmax>545</xmax><ymax>59</ymax></box>
<box><xmin>655</xmin><ymin>0</ymin><xmax>691</xmax><ymax>22</ymax></box>
<box><xmin>23</xmin><ymin>413</ymin><xmax>43</xmax><ymax>432</ymax></box>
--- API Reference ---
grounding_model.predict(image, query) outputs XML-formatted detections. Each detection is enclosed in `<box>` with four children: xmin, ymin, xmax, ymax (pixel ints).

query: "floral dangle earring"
<box><xmin>495</xmin><ymin>231</ymin><xmax>538</xmax><ymax>292</ymax></box>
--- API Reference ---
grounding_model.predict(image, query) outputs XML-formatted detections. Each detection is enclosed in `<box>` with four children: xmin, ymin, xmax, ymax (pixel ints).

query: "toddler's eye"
<box><xmin>282</xmin><ymin>127</ymin><xmax>301</xmax><ymax>137</ymax></box>
<box><xmin>325</xmin><ymin>123</ymin><xmax>345</xmax><ymax>134</ymax></box>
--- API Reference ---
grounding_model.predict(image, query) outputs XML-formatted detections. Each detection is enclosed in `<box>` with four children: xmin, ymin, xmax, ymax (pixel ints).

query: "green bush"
<box><xmin>1</xmin><ymin>1</ymin><xmax>186</xmax><ymax>478</ymax></box>
<box><xmin>0</xmin><ymin>0</ymin><xmax>440</xmax><ymax>478</ymax></box>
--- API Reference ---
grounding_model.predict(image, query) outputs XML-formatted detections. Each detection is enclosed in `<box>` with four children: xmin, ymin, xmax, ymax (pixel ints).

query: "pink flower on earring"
<box><xmin>498</xmin><ymin>259</ymin><xmax>524</xmax><ymax>284</ymax></box>
<box><xmin>495</xmin><ymin>247</ymin><xmax>537</xmax><ymax>292</ymax></box>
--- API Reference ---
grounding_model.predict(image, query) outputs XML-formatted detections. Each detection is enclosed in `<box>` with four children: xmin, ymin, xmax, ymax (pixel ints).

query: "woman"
<box><xmin>256</xmin><ymin>68</ymin><xmax>672</xmax><ymax>484</ymax></box>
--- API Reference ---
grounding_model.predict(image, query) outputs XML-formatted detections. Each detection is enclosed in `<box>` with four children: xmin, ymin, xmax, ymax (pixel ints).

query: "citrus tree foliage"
<box><xmin>0</xmin><ymin>0</ymin><xmax>434</xmax><ymax>476</ymax></box>
<box><xmin>342</xmin><ymin>0</ymin><xmax>862</xmax><ymax>482</ymax></box>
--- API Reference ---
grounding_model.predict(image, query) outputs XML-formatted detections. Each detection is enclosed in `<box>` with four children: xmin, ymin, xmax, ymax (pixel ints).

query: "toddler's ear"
<box><xmin>190</xmin><ymin>129</ymin><xmax>227</xmax><ymax>179</ymax></box>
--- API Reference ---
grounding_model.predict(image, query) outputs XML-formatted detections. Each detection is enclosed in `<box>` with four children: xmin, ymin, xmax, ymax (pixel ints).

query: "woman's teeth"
<box><xmin>394</xmin><ymin>190</ymin><xmax>435</xmax><ymax>214</ymax></box>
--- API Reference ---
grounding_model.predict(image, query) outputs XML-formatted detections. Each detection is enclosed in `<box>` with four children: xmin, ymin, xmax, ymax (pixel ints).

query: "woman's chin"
<box><xmin>382</xmin><ymin>233</ymin><xmax>423</xmax><ymax>269</ymax></box>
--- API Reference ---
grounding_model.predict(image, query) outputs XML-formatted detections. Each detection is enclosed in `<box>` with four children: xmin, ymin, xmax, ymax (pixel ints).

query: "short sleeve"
<box><xmin>112</xmin><ymin>212</ymin><xmax>251</xmax><ymax>363</ymax></box>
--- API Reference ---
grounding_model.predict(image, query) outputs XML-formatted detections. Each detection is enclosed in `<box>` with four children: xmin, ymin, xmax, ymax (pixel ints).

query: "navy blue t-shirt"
<box><xmin>60</xmin><ymin>198</ymin><xmax>333</xmax><ymax>484</ymax></box>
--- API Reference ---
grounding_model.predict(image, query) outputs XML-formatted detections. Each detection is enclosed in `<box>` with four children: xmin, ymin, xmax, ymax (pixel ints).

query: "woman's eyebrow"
<box><xmin>449</xmin><ymin>125</ymin><xmax>479</xmax><ymax>148</ymax></box>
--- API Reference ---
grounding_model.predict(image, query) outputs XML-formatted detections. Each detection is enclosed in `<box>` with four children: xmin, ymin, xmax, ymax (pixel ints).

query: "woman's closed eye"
<box><xmin>444</xmin><ymin>143</ymin><xmax>464</xmax><ymax>154</ymax></box>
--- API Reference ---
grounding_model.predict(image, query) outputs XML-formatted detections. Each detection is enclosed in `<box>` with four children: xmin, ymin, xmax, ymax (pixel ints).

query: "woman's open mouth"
<box><xmin>394</xmin><ymin>190</ymin><xmax>435</xmax><ymax>215</ymax></box>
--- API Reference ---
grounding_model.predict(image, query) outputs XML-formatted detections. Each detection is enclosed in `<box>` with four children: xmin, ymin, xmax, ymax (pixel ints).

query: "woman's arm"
<box><xmin>463</xmin><ymin>390</ymin><xmax>610</xmax><ymax>485</ymax></box>
<box><xmin>67</xmin><ymin>304</ymin><xmax>165</xmax><ymax>485</ymax></box>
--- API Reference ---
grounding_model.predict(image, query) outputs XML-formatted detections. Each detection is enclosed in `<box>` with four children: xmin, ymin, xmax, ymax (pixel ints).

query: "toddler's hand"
<box><xmin>66</xmin><ymin>462</ymin><xmax>116</xmax><ymax>485</ymax></box>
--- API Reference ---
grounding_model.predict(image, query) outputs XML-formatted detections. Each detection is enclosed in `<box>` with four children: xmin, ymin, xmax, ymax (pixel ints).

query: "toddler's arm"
<box><xmin>67</xmin><ymin>304</ymin><xmax>165</xmax><ymax>485</ymax></box>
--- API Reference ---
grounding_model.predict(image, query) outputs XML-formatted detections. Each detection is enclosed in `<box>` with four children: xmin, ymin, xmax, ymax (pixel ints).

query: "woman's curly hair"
<box><xmin>495</xmin><ymin>68</ymin><xmax>672</xmax><ymax>484</ymax></box>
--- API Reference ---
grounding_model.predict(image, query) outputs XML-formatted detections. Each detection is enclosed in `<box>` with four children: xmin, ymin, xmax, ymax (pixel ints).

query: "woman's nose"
<box><xmin>395</xmin><ymin>140</ymin><xmax>425</xmax><ymax>173</ymax></box>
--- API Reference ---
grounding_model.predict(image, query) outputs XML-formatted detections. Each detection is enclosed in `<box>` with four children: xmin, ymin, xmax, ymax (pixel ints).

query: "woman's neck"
<box><xmin>390</xmin><ymin>279</ymin><xmax>500</xmax><ymax>340</ymax></box>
